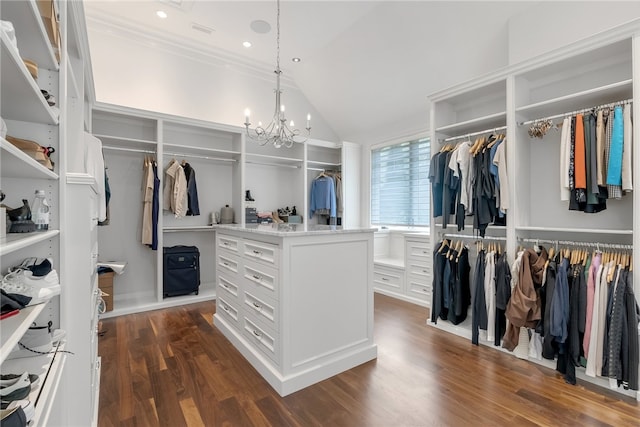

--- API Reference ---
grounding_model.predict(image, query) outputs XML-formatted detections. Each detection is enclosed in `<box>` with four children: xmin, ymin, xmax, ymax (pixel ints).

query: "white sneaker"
<box><xmin>1</xmin><ymin>270</ymin><xmax>60</xmax><ymax>306</ymax></box>
<box><xmin>1</xmin><ymin>400</ymin><xmax>34</xmax><ymax>422</ymax></box>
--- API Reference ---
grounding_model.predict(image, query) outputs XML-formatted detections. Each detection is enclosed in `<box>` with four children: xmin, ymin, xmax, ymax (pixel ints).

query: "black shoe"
<box><xmin>7</xmin><ymin>200</ymin><xmax>35</xmax><ymax>233</ymax></box>
<box><xmin>245</xmin><ymin>190</ymin><xmax>255</xmax><ymax>202</ymax></box>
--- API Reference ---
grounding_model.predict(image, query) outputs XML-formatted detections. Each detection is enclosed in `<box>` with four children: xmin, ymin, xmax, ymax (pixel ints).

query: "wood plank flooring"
<box><xmin>98</xmin><ymin>294</ymin><xmax>640</xmax><ymax>426</ymax></box>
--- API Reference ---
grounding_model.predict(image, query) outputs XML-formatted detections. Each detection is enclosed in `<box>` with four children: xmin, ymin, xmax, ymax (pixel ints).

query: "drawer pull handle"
<box><xmin>423</xmin><ymin>270</ymin><xmax>428</xmax><ymax>273</ymax></box>
<box><xmin>252</xmin><ymin>330</ymin><xmax>261</xmax><ymax>338</ymax></box>
<box><xmin>223</xmin><ymin>242</ymin><xmax>229</xmax><ymax>246</ymax></box>
<box><xmin>252</xmin><ymin>302</ymin><xmax>262</xmax><ymax>309</ymax></box>
<box><xmin>422</xmin><ymin>250</ymin><xmax>428</xmax><ymax>254</ymax></box>
<box><xmin>221</xmin><ymin>283</ymin><xmax>229</xmax><ymax>289</ymax></box>
<box><xmin>423</xmin><ymin>288</ymin><xmax>428</xmax><ymax>292</ymax></box>
<box><xmin>252</xmin><ymin>250</ymin><xmax>262</xmax><ymax>255</ymax></box>
<box><xmin>381</xmin><ymin>277</ymin><xmax>388</xmax><ymax>281</ymax></box>
<box><xmin>223</xmin><ymin>262</ymin><xmax>229</xmax><ymax>266</ymax></box>
<box><xmin>252</xmin><ymin>274</ymin><xmax>262</xmax><ymax>281</ymax></box>
<box><xmin>222</xmin><ymin>305</ymin><xmax>229</xmax><ymax>312</ymax></box>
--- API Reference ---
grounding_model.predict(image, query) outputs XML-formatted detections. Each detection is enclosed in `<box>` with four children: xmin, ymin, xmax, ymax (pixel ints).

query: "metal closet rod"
<box><xmin>441</xmin><ymin>125</ymin><xmax>507</xmax><ymax>143</ymax></box>
<box><xmin>245</xmin><ymin>160</ymin><xmax>300</xmax><ymax>169</ymax></box>
<box><xmin>102</xmin><ymin>145</ymin><xmax>236</xmax><ymax>162</ymax></box>
<box><xmin>441</xmin><ymin>233</ymin><xmax>507</xmax><ymax>241</ymax></box>
<box><xmin>518</xmin><ymin>98</ymin><xmax>633</xmax><ymax>126</ymax></box>
<box><xmin>517</xmin><ymin>237</ymin><xmax>632</xmax><ymax>250</ymax></box>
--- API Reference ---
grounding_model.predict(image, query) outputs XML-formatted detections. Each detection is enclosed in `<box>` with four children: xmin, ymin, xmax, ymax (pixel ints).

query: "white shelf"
<box><xmin>246</xmin><ymin>152</ymin><xmax>303</xmax><ymax>167</ymax></box>
<box><xmin>307</xmin><ymin>160</ymin><xmax>342</xmax><ymax>167</ymax></box>
<box><xmin>3</xmin><ymin>341</ymin><xmax>68</xmax><ymax>426</ymax></box>
<box><xmin>163</xmin><ymin>225</ymin><xmax>216</xmax><ymax>232</ymax></box>
<box><xmin>95</xmin><ymin>134</ymin><xmax>157</xmax><ymax>151</ymax></box>
<box><xmin>435</xmin><ymin>111</ymin><xmax>506</xmax><ymax>137</ymax></box>
<box><xmin>516</xmin><ymin>79</ymin><xmax>633</xmax><ymax>120</ymax></box>
<box><xmin>0</xmin><ymin>303</ymin><xmax>46</xmax><ymax>364</ymax></box>
<box><xmin>0</xmin><ymin>0</ymin><xmax>59</xmax><ymax>71</ymax></box>
<box><xmin>1</xmin><ymin>137</ymin><xmax>59</xmax><ymax>180</ymax></box>
<box><xmin>0</xmin><ymin>230</ymin><xmax>60</xmax><ymax>257</ymax></box>
<box><xmin>0</xmin><ymin>31</ymin><xmax>58</xmax><ymax>125</ymax></box>
<box><xmin>515</xmin><ymin>226</ymin><xmax>633</xmax><ymax>235</ymax></box>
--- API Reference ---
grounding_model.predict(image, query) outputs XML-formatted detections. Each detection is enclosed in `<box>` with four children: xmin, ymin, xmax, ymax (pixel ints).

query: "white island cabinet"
<box><xmin>214</xmin><ymin>224</ymin><xmax>377</xmax><ymax>396</ymax></box>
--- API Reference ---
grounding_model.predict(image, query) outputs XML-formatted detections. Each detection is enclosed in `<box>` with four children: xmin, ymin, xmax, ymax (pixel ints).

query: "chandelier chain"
<box><xmin>243</xmin><ymin>0</ymin><xmax>311</xmax><ymax>148</ymax></box>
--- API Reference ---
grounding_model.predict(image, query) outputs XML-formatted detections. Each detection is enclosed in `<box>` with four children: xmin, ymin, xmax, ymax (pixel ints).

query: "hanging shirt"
<box><xmin>182</xmin><ymin>162</ymin><xmax>200</xmax><ymax>216</ymax></box>
<box><xmin>163</xmin><ymin>160</ymin><xmax>188</xmax><ymax>218</ymax></box>
<box><xmin>309</xmin><ymin>175</ymin><xmax>336</xmax><ymax>218</ymax></box>
<box><xmin>142</xmin><ymin>159</ymin><xmax>154</xmax><ymax>245</ymax></box>
<box><xmin>606</xmin><ymin>106</ymin><xmax>624</xmax><ymax>186</ymax></box>
<box><xmin>492</xmin><ymin>140</ymin><xmax>509</xmax><ymax>212</ymax></box>
<box><xmin>560</xmin><ymin>117</ymin><xmax>571</xmax><ymax>201</ymax></box>
<box><xmin>596</xmin><ymin>110</ymin><xmax>606</xmax><ymax>186</ymax></box>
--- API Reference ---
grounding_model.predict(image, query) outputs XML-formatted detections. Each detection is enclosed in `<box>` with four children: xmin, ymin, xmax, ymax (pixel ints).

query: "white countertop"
<box><xmin>216</xmin><ymin>223</ymin><xmax>376</xmax><ymax>236</ymax></box>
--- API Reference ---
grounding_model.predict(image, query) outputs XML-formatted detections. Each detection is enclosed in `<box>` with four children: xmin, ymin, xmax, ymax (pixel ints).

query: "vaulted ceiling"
<box><xmin>83</xmin><ymin>1</ymin><xmax>536</xmax><ymax>144</ymax></box>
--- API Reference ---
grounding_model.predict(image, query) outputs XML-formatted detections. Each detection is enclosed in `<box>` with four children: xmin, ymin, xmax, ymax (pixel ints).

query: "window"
<box><xmin>371</xmin><ymin>137</ymin><xmax>430</xmax><ymax>226</ymax></box>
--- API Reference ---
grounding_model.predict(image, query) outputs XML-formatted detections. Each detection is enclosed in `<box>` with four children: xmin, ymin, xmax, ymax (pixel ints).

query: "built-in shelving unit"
<box><xmin>428</xmin><ymin>22</ymin><xmax>640</xmax><ymax>401</ymax></box>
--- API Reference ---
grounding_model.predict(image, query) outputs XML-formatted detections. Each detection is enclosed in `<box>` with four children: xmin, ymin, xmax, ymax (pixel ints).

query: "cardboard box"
<box><xmin>98</xmin><ymin>271</ymin><xmax>114</xmax><ymax>312</ymax></box>
<box><xmin>36</xmin><ymin>0</ymin><xmax>60</xmax><ymax>63</ymax></box>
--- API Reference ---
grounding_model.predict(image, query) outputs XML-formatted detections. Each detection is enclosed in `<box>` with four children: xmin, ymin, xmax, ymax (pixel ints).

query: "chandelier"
<box><xmin>244</xmin><ymin>0</ymin><xmax>311</xmax><ymax>148</ymax></box>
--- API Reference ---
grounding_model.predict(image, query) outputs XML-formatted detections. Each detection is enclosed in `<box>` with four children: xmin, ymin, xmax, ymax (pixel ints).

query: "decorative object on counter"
<box><xmin>245</xmin><ymin>190</ymin><xmax>255</xmax><ymax>201</ymax></box>
<box><xmin>220</xmin><ymin>204</ymin><xmax>234</xmax><ymax>224</ymax></box>
<box><xmin>243</xmin><ymin>0</ymin><xmax>311</xmax><ymax>148</ymax></box>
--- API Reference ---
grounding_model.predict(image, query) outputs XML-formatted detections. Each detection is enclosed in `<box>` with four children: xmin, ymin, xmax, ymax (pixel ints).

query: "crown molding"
<box><xmin>85</xmin><ymin>14</ymin><xmax>300</xmax><ymax>89</ymax></box>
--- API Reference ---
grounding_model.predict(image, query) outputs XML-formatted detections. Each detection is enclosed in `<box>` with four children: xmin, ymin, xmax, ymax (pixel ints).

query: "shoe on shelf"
<box><xmin>6</xmin><ymin>323</ymin><xmax>58</xmax><ymax>360</ymax></box>
<box><xmin>0</xmin><ymin>400</ymin><xmax>34</xmax><ymax>423</ymax></box>
<box><xmin>0</xmin><ymin>271</ymin><xmax>60</xmax><ymax>306</ymax></box>
<box><xmin>0</xmin><ymin>373</ymin><xmax>31</xmax><ymax>401</ymax></box>
<box><xmin>271</xmin><ymin>212</ymin><xmax>283</xmax><ymax>224</ymax></box>
<box><xmin>0</xmin><ymin>405</ymin><xmax>27</xmax><ymax>427</ymax></box>
<box><xmin>3</xmin><ymin>267</ymin><xmax>59</xmax><ymax>291</ymax></box>
<box><xmin>245</xmin><ymin>190</ymin><xmax>255</xmax><ymax>201</ymax></box>
<box><xmin>0</xmin><ymin>374</ymin><xmax>38</xmax><ymax>387</ymax></box>
<box><xmin>9</xmin><ymin>258</ymin><xmax>53</xmax><ymax>278</ymax></box>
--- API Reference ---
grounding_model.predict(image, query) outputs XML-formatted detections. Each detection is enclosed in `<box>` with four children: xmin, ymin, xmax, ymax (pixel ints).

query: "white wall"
<box><xmin>508</xmin><ymin>2</ymin><xmax>640</xmax><ymax>64</ymax></box>
<box><xmin>86</xmin><ymin>19</ymin><xmax>340</xmax><ymax>143</ymax></box>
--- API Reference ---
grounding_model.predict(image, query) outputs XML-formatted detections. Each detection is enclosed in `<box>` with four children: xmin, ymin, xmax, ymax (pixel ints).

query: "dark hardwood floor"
<box><xmin>98</xmin><ymin>294</ymin><xmax>640</xmax><ymax>426</ymax></box>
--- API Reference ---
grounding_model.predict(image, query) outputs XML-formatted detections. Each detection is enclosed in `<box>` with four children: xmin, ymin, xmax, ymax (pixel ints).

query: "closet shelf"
<box><xmin>516</xmin><ymin>79</ymin><xmax>633</xmax><ymax>121</ymax></box>
<box><xmin>246</xmin><ymin>152</ymin><xmax>303</xmax><ymax>166</ymax></box>
<box><xmin>515</xmin><ymin>226</ymin><xmax>633</xmax><ymax>235</ymax></box>
<box><xmin>307</xmin><ymin>160</ymin><xmax>342</xmax><ymax>167</ymax></box>
<box><xmin>94</xmin><ymin>134</ymin><xmax>157</xmax><ymax>150</ymax></box>
<box><xmin>0</xmin><ymin>303</ymin><xmax>46</xmax><ymax>364</ymax></box>
<box><xmin>1</xmin><ymin>138</ymin><xmax>59</xmax><ymax>180</ymax></box>
<box><xmin>1</xmin><ymin>0</ymin><xmax>59</xmax><ymax>71</ymax></box>
<box><xmin>1</xmin><ymin>31</ymin><xmax>59</xmax><ymax>125</ymax></box>
<box><xmin>435</xmin><ymin>112</ymin><xmax>506</xmax><ymax>137</ymax></box>
<box><xmin>0</xmin><ymin>230</ymin><xmax>60</xmax><ymax>257</ymax></box>
<box><xmin>163</xmin><ymin>143</ymin><xmax>240</xmax><ymax>158</ymax></box>
<box><xmin>374</xmin><ymin>257</ymin><xmax>405</xmax><ymax>269</ymax></box>
<box><xmin>3</xmin><ymin>341</ymin><xmax>68</xmax><ymax>426</ymax></box>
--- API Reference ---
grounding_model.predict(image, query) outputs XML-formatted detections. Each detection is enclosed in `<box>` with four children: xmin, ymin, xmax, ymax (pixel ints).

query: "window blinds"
<box><xmin>371</xmin><ymin>138</ymin><xmax>430</xmax><ymax>226</ymax></box>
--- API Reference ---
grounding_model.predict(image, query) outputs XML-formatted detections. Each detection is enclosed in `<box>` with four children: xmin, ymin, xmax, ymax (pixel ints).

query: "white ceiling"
<box><xmin>83</xmin><ymin>0</ymin><xmax>537</xmax><ymax>143</ymax></box>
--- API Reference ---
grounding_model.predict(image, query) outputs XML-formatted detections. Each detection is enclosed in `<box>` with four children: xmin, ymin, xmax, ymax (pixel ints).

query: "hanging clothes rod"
<box><xmin>103</xmin><ymin>145</ymin><xmax>155</xmax><ymax>154</ymax></box>
<box><xmin>164</xmin><ymin>151</ymin><xmax>236</xmax><ymax>162</ymax></box>
<box><xmin>517</xmin><ymin>237</ymin><xmax>632</xmax><ymax>251</ymax></box>
<box><xmin>307</xmin><ymin>167</ymin><xmax>325</xmax><ymax>172</ymax></box>
<box><xmin>245</xmin><ymin>160</ymin><xmax>300</xmax><ymax>169</ymax></box>
<box><xmin>441</xmin><ymin>233</ymin><xmax>507</xmax><ymax>241</ymax></box>
<box><xmin>441</xmin><ymin>125</ymin><xmax>507</xmax><ymax>143</ymax></box>
<box><xmin>518</xmin><ymin>98</ymin><xmax>633</xmax><ymax>126</ymax></box>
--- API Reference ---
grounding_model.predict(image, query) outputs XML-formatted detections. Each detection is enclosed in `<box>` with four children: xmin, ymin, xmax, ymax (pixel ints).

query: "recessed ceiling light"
<box><xmin>156</xmin><ymin>10</ymin><xmax>168</xmax><ymax>19</ymax></box>
<box><xmin>292</xmin><ymin>57</ymin><xmax>301</xmax><ymax>63</ymax></box>
<box><xmin>243</xmin><ymin>41</ymin><xmax>252</xmax><ymax>48</ymax></box>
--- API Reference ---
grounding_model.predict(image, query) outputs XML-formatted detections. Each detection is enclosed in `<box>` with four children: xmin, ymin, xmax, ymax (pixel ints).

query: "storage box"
<box><xmin>98</xmin><ymin>271</ymin><xmax>114</xmax><ymax>312</ymax></box>
<box><xmin>36</xmin><ymin>0</ymin><xmax>60</xmax><ymax>63</ymax></box>
<box><xmin>288</xmin><ymin>215</ymin><xmax>302</xmax><ymax>224</ymax></box>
